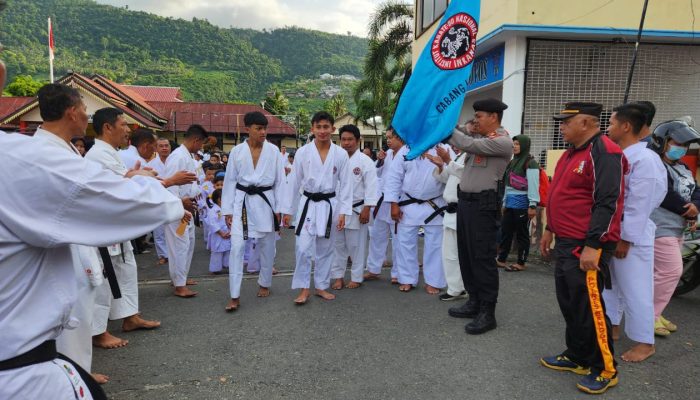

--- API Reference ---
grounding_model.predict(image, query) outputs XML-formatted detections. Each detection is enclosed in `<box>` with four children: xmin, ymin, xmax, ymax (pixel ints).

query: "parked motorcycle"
<box><xmin>675</xmin><ymin>228</ymin><xmax>700</xmax><ymax>296</ymax></box>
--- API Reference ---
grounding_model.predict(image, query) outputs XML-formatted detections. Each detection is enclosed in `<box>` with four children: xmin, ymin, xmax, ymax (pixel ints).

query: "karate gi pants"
<box><xmin>604</xmin><ymin>245</ymin><xmax>655</xmax><ymax>344</ymax></box>
<box><xmin>457</xmin><ymin>199</ymin><xmax>499</xmax><ymax>302</ymax></box>
<box><xmin>210</xmin><ymin>250</ymin><xmax>230</xmax><ymax>273</ymax></box>
<box><xmin>164</xmin><ymin>220</ymin><xmax>196</xmax><ymax>287</ymax></box>
<box><xmin>292</xmin><ymin>228</ymin><xmax>337</xmax><ymax>291</ymax></box>
<box><xmin>553</xmin><ymin>238</ymin><xmax>617</xmax><ymax>377</ymax></box>
<box><xmin>395</xmin><ymin>224</ymin><xmax>446</xmax><ymax>288</ymax></box>
<box><xmin>153</xmin><ymin>224</ymin><xmax>168</xmax><ymax>259</ymax></box>
<box><xmin>229</xmin><ymin>232</ymin><xmax>276</xmax><ymax>298</ymax></box>
<box><xmin>245</xmin><ymin>239</ymin><xmax>261</xmax><ymax>273</ymax></box>
<box><xmin>442</xmin><ymin>226</ymin><xmax>465</xmax><ymax>296</ymax></box>
<box><xmin>0</xmin><ymin>358</ymin><xmax>99</xmax><ymax>400</ymax></box>
<box><xmin>92</xmin><ymin>245</ymin><xmax>139</xmax><ymax>334</ymax></box>
<box><xmin>57</xmin><ymin>281</ymin><xmax>96</xmax><ymax>372</ymax></box>
<box><xmin>653</xmin><ymin>236</ymin><xmax>684</xmax><ymax>319</ymax></box>
<box><xmin>367</xmin><ymin>218</ymin><xmax>398</xmax><ymax>278</ymax></box>
<box><xmin>331</xmin><ymin>222</ymin><xmax>369</xmax><ymax>282</ymax></box>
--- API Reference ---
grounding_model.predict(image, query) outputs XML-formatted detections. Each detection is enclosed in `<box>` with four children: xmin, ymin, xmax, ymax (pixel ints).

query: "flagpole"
<box><xmin>48</xmin><ymin>17</ymin><xmax>54</xmax><ymax>83</ymax></box>
<box><xmin>623</xmin><ymin>0</ymin><xmax>650</xmax><ymax>103</ymax></box>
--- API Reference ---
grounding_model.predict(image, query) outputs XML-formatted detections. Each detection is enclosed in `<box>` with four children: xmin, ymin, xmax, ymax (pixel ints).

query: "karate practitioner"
<box><xmin>0</xmin><ymin>83</ymin><xmax>187</xmax><ymax>400</ymax></box>
<box><xmin>385</xmin><ymin>143</ymin><xmax>451</xmax><ymax>294</ymax></box>
<box><xmin>604</xmin><ymin>104</ymin><xmax>667</xmax><ymax>362</ymax></box>
<box><xmin>426</xmin><ymin>142</ymin><xmax>469</xmax><ymax>301</ymax></box>
<box><xmin>152</xmin><ymin>137</ymin><xmax>172</xmax><ymax>264</ymax></box>
<box><xmin>281</xmin><ymin>111</ymin><xmax>352</xmax><ymax>304</ymax></box>
<box><xmin>86</xmin><ymin>108</ymin><xmax>163</xmax><ymax>349</ymax></box>
<box><xmin>331</xmin><ymin>124</ymin><xmax>378</xmax><ymax>289</ymax></box>
<box><xmin>164</xmin><ymin>124</ymin><xmax>208</xmax><ymax>297</ymax></box>
<box><xmin>365</xmin><ymin>127</ymin><xmax>404</xmax><ymax>283</ymax></box>
<box><xmin>222</xmin><ymin>111</ymin><xmax>286</xmax><ymax>311</ymax></box>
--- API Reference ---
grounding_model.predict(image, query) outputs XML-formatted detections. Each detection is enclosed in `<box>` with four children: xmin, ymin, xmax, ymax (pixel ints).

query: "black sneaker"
<box><xmin>540</xmin><ymin>355</ymin><xmax>591</xmax><ymax>375</ymax></box>
<box><xmin>439</xmin><ymin>291</ymin><xmax>468</xmax><ymax>301</ymax></box>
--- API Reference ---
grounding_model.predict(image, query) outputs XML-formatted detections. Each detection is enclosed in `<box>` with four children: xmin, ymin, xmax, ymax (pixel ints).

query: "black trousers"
<box><xmin>497</xmin><ymin>207</ymin><xmax>530</xmax><ymax>265</ymax></box>
<box><xmin>456</xmin><ymin>198</ymin><xmax>499</xmax><ymax>303</ymax></box>
<box><xmin>553</xmin><ymin>238</ymin><xmax>617</xmax><ymax>377</ymax></box>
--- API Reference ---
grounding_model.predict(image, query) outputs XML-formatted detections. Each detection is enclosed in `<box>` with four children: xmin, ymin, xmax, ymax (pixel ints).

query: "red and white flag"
<box><xmin>48</xmin><ymin>17</ymin><xmax>55</xmax><ymax>61</ymax></box>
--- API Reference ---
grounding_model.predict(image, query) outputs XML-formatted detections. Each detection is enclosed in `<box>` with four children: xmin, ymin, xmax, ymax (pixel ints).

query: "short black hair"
<box><xmin>185</xmin><ymin>124</ymin><xmax>207</xmax><ymax>139</ymax></box>
<box><xmin>339</xmin><ymin>124</ymin><xmax>361</xmax><ymax>140</ymax></box>
<box><xmin>632</xmin><ymin>101</ymin><xmax>656</xmax><ymax>126</ymax></box>
<box><xmin>70</xmin><ymin>136</ymin><xmax>86</xmax><ymax>146</ymax></box>
<box><xmin>210</xmin><ymin>153</ymin><xmax>221</xmax><ymax>160</ymax></box>
<box><xmin>311</xmin><ymin>111</ymin><xmax>334</xmax><ymax>125</ymax></box>
<box><xmin>495</xmin><ymin>111</ymin><xmax>504</xmax><ymax>123</ymax></box>
<box><xmin>37</xmin><ymin>83</ymin><xmax>82</xmax><ymax>122</ymax></box>
<box><xmin>213</xmin><ymin>175</ymin><xmax>225</xmax><ymax>184</ymax></box>
<box><xmin>211</xmin><ymin>188</ymin><xmax>223</xmax><ymax>205</ymax></box>
<box><xmin>92</xmin><ymin>107</ymin><xmax>124</xmax><ymax>136</ymax></box>
<box><xmin>244</xmin><ymin>111</ymin><xmax>268</xmax><ymax>127</ymax></box>
<box><xmin>131</xmin><ymin>129</ymin><xmax>156</xmax><ymax>147</ymax></box>
<box><xmin>613</xmin><ymin>103</ymin><xmax>647</xmax><ymax>135</ymax></box>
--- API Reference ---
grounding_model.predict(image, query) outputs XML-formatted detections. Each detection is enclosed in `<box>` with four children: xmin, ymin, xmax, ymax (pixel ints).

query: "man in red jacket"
<box><xmin>540</xmin><ymin>102</ymin><xmax>627</xmax><ymax>395</ymax></box>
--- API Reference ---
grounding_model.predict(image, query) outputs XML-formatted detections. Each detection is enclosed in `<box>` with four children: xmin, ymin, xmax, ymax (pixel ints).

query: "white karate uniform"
<box><xmin>604</xmin><ymin>142</ymin><xmax>667</xmax><ymax>344</ymax></box>
<box><xmin>206</xmin><ymin>204</ymin><xmax>231</xmax><ymax>273</ymax></box>
<box><xmin>385</xmin><ymin>145</ymin><xmax>450</xmax><ymax>288</ymax></box>
<box><xmin>367</xmin><ymin>149</ymin><xmax>399</xmax><ymax>278</ymax></box>
<box><xmin>199</xmin><ymin>181</ymin><xmax>215</xmax><ymax>248</ymax></box>
<box><xmin>164</xmin><ymin>145</ymin><xmax>200</xmax><ymax>287</ymax></box>
<box><xmin>331</xmin><ymin>150</ymin><xmax>378</xmax><ymax>283</ymax></box>
<box><xmin>85</xmin><ymin>140</ymin><xmax>141</xmax><ymax>330</ymax></box>
<box><xmin>0</xmin><ymin>129</ymin><xmax>183</xmax><ymax>400</ymax></box>
<box><xmin>244</xmin><ymin>239</ymin><xmax>261</xmax><ymax>273</ymax></box>
<box><xmin>118</xmin><ymin>145</ymin><xmax>139</xmax><ymax>170</ymax></box>
<box><xmin>56</xmin><ymin>245</ymin><xmax>103</xmax><ymax>372</ymax></box>
<box><xmin>281</xmin><ymin>142</ymin><xmax>352</xmax><ymax>290</ymax></box>
<box><xmin>145</xmin><ymin>156</ymin><xmax>169</xmax><ymax>258</ymax></box>
<box><xmin>222</xmin><ymin>141</ymin><xmax>285</xmax><ymax>298</ymax></box>
<box><xmin>433</xmin><ymin>152</ymin><xmax>467</xmax><ymax>296</ymax></box>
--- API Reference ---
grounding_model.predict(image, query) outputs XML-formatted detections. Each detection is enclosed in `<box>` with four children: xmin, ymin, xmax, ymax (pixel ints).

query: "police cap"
<box><xmin>473</xmin><ymin>98</ymin><xmax>508</xmax><ymax>113</ymax></box>
<box><xmin>553</xmin><ymin>102</ymin><xmax>603</xmax><ymax>120</ymax></box>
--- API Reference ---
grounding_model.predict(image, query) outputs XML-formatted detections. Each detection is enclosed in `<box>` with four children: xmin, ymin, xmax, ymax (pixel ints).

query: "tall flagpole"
<box><xmin>623</xmin><ymin>0</ymin><xmax>650</xmax><ymax>103</ymax></box>
<box><xmin>48</xmin><ymin>17</ymin><xmax>55</xmax><ymax>83</ymax></box>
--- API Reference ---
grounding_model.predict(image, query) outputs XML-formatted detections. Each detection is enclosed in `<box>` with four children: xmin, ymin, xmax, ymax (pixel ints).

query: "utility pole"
<box><xmin>623</xmin><ymin>0</ymin><xmax>650</xmax><ymax>103</ymax></box>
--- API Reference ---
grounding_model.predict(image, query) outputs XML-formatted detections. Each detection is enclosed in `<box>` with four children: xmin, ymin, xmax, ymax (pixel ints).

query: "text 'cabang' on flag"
<box><xmin>392</xmin><ymin>0</ymin><xmax>481</xmax><ymax>160</ymax></box>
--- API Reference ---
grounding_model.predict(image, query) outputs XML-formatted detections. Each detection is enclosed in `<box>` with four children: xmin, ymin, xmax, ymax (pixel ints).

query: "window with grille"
<box><xmin>523</xmin><ymin>39</ymin><xmax>700</xmax><ymax>167</ymax></box>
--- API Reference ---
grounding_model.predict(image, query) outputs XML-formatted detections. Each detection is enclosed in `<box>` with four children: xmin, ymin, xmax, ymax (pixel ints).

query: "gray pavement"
<box><xmin>95</xmin><ymin>229</ymin><xmax>700</xmax><ymax>400</ymax></box>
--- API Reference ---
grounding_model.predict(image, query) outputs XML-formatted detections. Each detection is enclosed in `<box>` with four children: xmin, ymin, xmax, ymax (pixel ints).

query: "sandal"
<box><xmin>654</xmin><ymin>318</ymin><xmax>671</xmax><ymax>337</ymax></box>
<box><xmin>659</xmin><ymin>315</ymin><xmax>678</xmax><ymax>332</ymax></box>
<box><xmin>505</xmin><ymin>264</ymin><xmax>526</xmax><ymax>272</ymax></box>
<box><xmin>496</xmin><ymin>259</ymin><xmax>507</xmax><ymax>268</ymax></box>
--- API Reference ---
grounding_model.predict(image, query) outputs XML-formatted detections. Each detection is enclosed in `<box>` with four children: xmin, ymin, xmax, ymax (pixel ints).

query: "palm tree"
<box><xmin>263</xmin><ymin>89</ymin><xmax>290</xmax><ymax>116</ymax></box>
<box><xmin>354</xmin><ymin>1</ymin><xmax>413</xmax><ymax>126</ymax></box>
<box><xmin>324</xmin><ymin>93</ymin><xmax>348</xmax><ymax>119</ymax></box>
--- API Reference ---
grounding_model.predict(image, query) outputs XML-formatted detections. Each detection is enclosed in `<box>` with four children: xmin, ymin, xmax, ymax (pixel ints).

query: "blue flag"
<box><xmin>392</xmin><ymin>0</ymin><xmax>481</xmax><ymax>160</ymax></box>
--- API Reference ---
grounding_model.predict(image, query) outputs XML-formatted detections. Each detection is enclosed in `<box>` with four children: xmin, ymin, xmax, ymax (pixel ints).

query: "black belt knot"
<box><xmin>397</xmin><ymin>194</ymin><xmax>445</xmax><ymax>224</ymax></box>
<box><xmin>295</xmin><ymin>191</ymin><xmax>336</xmax><ymax>238</ymax></box>
<box><xmin>236</xmin><ymin>183</ymin><xmax>278</xmax><ymax>240</ymax></box>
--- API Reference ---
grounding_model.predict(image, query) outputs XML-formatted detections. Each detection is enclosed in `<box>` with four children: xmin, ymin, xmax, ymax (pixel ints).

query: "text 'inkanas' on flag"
<box><xmin>392</xmin><ymin>0</ymin><xmax>481</xmax><ymax>160</ymax></box>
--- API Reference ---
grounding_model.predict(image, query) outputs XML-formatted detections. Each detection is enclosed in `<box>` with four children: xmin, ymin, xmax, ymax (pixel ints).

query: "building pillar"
<box><xmin>501</xmin><ymin>36</ymin><xmax>528</xmax><ymax>136</ymax></box>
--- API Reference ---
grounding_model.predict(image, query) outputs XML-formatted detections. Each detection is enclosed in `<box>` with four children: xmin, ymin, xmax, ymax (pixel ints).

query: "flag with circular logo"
<box><xmin>392</xmin><ymin>0</ymin><xmax>481</xmax><ymax>160</ymax></box>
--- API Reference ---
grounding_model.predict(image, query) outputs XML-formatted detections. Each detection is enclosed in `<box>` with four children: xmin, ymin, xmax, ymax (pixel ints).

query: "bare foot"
<box><xmin>186</xmin><ymin>279</ymin><xmax>198</xmax><ymax>286</ymax></box>
<box><xmin>391</xmin><ymin>277</ymin><xmax>399</xmax><ymax>285</ymax></box>
<box><xmin>424</xmin><ymin>284</ymin><xmax>440</xmax><ymax>295</ymax></box>
<box><xmin>382</xmin><ymin>261</ymin><xmax>392</xmax><ymax>268</ymax></box>
<box><xmin>496</xmin><ymin>259</ymin><xmax>507</xmax><ymax>268</ymax></box>
<box><xmin>363</xmin><ymin>272</ymin><xmax>381</xmax><ymax>281</ymax></box>
<box><xmin>157</xmin><ymin>257</ymin><xmax>167</xmax><ymax>265</ymax></box>
<box><xmin>621</xmin><ymin>343</ymin><xmax>655</xmax><ymax>362</ymax></box>
<box><xmin>272</xmin><ymin>267</ymin><xmax>279</xmax><ymax>275</ymax></box>
<box><xmin>93</xmin><ymin>332</ymin><xmax>128</xmax><ymax>349</ymax></box>
<box><xmin>122</xmin><ymin>315</ymin><xmax>161</xmax><ymax>332</ymax></box>
<box><xmin>345</xmin><ymin>281</ymin><xmax>362</xmax><ymax>289</ymax></box>
<box><xmin>91</xmin><ymin>373</ymin><xmax>109</xmax><ymax>384</ymax></box>
<box><xmin>399</xmin><ymin>284</ymin><xmax>413</xmax><ymax>292</ymax></box>
<box><xmin>331</xmin><ymin>278</ymin><xmax>344</xmax><ymax>290</ymax></box>
<box><xmin>315</xmin><ymin>289</ymin><xmax>336</xmax><ymax>300</ymax></box>
<box><xmin>225</xmin><ymin>298</ymin><xmax>240</xmax><ymax>312</ymax></box>
<box><xmin>174</xmin><ymin>286</ymin><xmax>198</xmax><ymax>298</ymax></box>
<box><xmin>257</xmin><ymin>287</ymin><xmax>270</xmax><ymax>297</ymax></box>
<box><xmin>612</xmin><ymin>325</ymin><xmax>621</xmax><ymax>341</ymax></box>
<box><xmin>294</xmin><ymin>289</ymin><xmax>310</xmax><ymax>305</ymax></box>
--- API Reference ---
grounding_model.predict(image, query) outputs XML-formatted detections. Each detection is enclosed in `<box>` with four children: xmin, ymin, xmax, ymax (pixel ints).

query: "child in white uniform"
<box><xmin>207</xmin><ymin>189</ymin><xmax>231</xmax><ymax>274</ymax></box>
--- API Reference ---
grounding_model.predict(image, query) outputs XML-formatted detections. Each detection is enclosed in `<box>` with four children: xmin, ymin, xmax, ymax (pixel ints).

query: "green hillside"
<box><xmin>0</xmin><ymin>0</ymin><xmax>367</xmax><ymax>106</ymax></box>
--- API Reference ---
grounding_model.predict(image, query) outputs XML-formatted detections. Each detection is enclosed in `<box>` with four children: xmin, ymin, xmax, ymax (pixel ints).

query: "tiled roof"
<box><xmin>148</xmin><ymin>102</ymin><xmax>296</xmax><ymax>136</ymax></box>
<box><xmin>91</xmin><ymin>75</ymin><xmax>168</xmax><ymax>122</ymax></box>
<box><xmin>0</xmin><ymin>97</ymin><xmax>33</xmax><ymax>124</ymax></box>
<box><xmin>123</xmin><ymin>85</ymin><xmax>183</xmax><ymax>103</ymax></box>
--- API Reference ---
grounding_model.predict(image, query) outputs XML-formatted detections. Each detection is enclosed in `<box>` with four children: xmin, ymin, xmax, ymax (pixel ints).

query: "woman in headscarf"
<box><xmin>496</xmin><ymin>134</ymin><xmax>540</xmax><ymax>271</ymax></box>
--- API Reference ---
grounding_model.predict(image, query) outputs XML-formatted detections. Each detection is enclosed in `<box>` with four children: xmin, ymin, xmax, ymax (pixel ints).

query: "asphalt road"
<box><xmin>94</xmin><ymin>229</ymin><xmax>700</xmax><ymax>400</ymax></box>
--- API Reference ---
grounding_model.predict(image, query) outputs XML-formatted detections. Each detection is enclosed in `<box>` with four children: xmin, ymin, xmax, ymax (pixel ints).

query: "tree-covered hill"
<box><xmin>0</xmin><ymin>0</ymin><xmax>367</xmax><ymax>103</ymax></box>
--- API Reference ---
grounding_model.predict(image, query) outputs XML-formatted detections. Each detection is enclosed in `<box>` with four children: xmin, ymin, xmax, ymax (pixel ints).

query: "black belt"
<box><xmin>445</xmin><ymin>202</ymin><xmax>458</xmax><ymax>214</ymax></box>
<box><xmin>0</xmin><ymin>340</ymin><xmax>107</xmax><ymax>399</ymax></box>
<box><xmin>352</xmin><ymin>200</ymin><xmax>365</xmax><ymax>215</ymax></box>
<box><xmin>97</xmin><ymin>247</ymin><xmax>122</xmax><ymax>299</ymax></box>
<box><xmin>236</xmin><ymin>183</ymin><xmax>279</xmax><ymax>240</ymax></box>
<box><xmin>295</xmin><ymin>191</ymin><xmax>336</xmax><ymax>238</ymax></box>
<box><xmin>398</xmin><ymin>194</ymin><xmax>444</xmax><ymax>224</ymax></box>
<box><xmin>458</xmin><ymin>191</ymin><xmax>482</xmax><ymax>201</ymax></box>
<box><xmin>373</xmin><ymin>193</ymin><xmax>384</xmax><ymax>219</ymax></box>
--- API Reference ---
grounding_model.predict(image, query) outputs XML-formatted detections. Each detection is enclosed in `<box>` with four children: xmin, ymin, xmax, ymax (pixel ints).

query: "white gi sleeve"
<box><xmin>336</xmin><ymin>152</ymin><xmax>353</xmax><ymax>216</ymax></box>
<box><xmin>221</xmin><ymin>150</ymin><xmax>239</xmax><ymax>216</ymax></box>
<box><xmin>363</xmin><ymin>157</ymin><xmax>379</xmax><ymax>207</ymax></box>
<box><xmin>383</xmin><ymin>147</ymin><xmax>406</xmax><ymax>203</ymax></box>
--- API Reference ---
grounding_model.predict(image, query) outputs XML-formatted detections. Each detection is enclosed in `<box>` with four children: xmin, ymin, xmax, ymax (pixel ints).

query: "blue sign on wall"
<box><xmin>465</xmin><ymin>44</ymin><xmax>505</xmax><ymax>92</ymax></box>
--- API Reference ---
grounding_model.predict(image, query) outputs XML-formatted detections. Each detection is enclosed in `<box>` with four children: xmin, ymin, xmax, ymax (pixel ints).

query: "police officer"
<box><xmin>447</xmin><ymin>98</ymin><xmax>513</xmax><ymax>335</ymax></box>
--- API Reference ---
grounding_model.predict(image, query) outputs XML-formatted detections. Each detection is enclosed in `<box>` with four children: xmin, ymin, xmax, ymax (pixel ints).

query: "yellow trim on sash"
<box><xmin>561</xmin><ymin>109</ymin><xmax>580</xmax><ymax>114</ymax></box>
<box><xmin>585</xmin><ymin>256</ymin><xmax>616</xmax><ymax>379</ymax></box>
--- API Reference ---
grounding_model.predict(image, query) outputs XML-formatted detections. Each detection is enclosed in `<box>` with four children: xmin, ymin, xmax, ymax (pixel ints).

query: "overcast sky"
<box><xmin>95</xmin><ymin>0</ymin><xmax>388</xmax><ymax>37</ymax></box>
